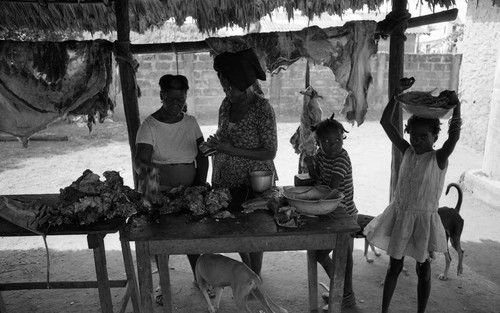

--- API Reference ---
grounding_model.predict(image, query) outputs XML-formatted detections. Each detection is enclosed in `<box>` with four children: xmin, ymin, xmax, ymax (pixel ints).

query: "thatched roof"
<box><xmin>0</xmin><ymin>0</ymin><xmax>462</xmax><ymax>36</ymax></box>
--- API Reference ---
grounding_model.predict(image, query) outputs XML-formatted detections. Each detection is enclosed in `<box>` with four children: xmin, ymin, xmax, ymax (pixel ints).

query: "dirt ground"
<box><xmin>1</xmin><ymin>119</ymin><xmax>499</xmax><ymax>313</ymax></box>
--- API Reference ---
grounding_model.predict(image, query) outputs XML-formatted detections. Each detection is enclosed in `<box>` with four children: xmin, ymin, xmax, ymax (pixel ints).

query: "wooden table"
<box><xmin>0</xmin><ymin>194</ymin><xmax>140</xmax><ymax>313</ymax></box>
<box><xmin>120</xmin><ymin>207</ymin><xmax>359</xmax><ymax>313</ymax></box>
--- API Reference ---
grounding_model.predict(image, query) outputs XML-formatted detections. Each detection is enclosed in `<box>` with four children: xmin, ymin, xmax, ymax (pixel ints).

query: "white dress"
<box><xmin>364</xmin><ymin>148</ymin><xmax>448</xmax><ymax>263</ymax></box>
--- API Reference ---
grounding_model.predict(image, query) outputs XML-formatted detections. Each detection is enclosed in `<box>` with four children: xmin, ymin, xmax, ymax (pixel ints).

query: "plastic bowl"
<box><xmin>249</xmin><ymin>170</ymin><xmax>274</xmax><ymax>193</ymax></box>
<box><xmin>283</xmin><ymin>186</ymin><xmax>344</xmax><ymax>215</ymax></box>
<box><xmin>400</xmin><ymin>102</ymin><xmax>453</xmax><ymax>119</ymax></box>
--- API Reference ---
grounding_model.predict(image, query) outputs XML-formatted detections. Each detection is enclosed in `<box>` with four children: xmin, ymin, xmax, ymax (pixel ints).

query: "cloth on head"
<box><xmin>213</xmin><ymin>48</ymin><xmax>266</xmax><ymax>91</ymax></box>
<box><xmin>159</xmin><ymin>74</ymin><xmax>189</xmax><ymax>91</ymax></box>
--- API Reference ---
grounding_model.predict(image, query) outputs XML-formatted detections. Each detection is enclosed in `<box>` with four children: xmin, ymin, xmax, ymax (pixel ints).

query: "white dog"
<box><xmin>195</xmin><ymin>254</ymin><xmax>288</xmax><ymax>313</ymax></box>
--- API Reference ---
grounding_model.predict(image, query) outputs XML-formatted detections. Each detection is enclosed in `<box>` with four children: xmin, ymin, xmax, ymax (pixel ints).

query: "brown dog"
<box><xmin>195</xmin><ymin>254</ymin><xmax>288</xmax><ymax>313</ymax></box>
<box><xmin>437</xmin><ymin>183</ymin><xmax>464</xmax><ymax>280</ymax></box>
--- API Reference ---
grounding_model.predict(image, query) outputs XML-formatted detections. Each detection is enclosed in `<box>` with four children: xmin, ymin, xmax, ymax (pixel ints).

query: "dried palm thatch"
<box><xmin>0</xmin><ymin>0</ymin><xmax>466</xmax><ymax>36</ymax></box>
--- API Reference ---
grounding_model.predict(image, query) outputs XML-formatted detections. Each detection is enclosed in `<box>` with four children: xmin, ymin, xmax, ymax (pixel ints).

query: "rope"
<box><xmin>305</xmin><ymin>60</ymin><xmax>310</xmax><ymax>88</ymax></box>
<box><xmin>113</xmin><ymin>40</ymin><xmax>141</xmax><ymax>98</ymax></box>
<box><xmin>172</xmin><ymin>42</ymin><xmax>179</xmax><ymax>75</ymax></box>
<box><xmin>376</xmin><ymin>10</ymin><xmax>412</xmax><ymax>41</ymax></box>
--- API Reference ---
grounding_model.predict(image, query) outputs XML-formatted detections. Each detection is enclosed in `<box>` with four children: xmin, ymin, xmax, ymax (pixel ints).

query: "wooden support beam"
<box><xmin>407</xmin><ymin>8</ymin><xmax>458</xmax><ymax>29</ymax></box>
<box><xmin>0</xmin><ymin>280</ymin><xmax>127</xmax><ymax>290</ymax></box>
<box><xmin>388</xmin><ymin>0</ymin><xmax>408</xmax><ymax>200</ymax></box>
<box><xmin>131</xmin><ymin>41</ymin><xmax>211</xmax><ymax>55</ymax></box>
<box><xmin>115</xmin><ymin>0</ymin><xmax>140</xmax><ymax>188</ymax></box>
<box><xmin>1</xmin><ymin>0</ymin><xmax>110</xmax><ymax>3</ymax></box>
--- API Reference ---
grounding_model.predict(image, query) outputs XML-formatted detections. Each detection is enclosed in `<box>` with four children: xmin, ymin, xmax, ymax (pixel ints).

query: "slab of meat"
<box><xmin>0</xmin><ymin>40</ymin><xmax>112</xmax><ymax>146</ymax></box>
<box><xmin>206</xmin><ymin>21</ymin><xmax>378</xmax><ymax>125</ymax></box>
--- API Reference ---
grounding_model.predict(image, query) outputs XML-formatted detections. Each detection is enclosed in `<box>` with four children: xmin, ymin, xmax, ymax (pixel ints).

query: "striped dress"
<box><xmin>314</xmin><ymin>148</ymin><xmax>357</xmax><ymax>216</ymax></box>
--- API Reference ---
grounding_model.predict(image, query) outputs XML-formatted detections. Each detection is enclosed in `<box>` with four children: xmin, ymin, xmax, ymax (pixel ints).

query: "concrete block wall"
<box><xmin>457</xmin><ymin>0</ymin><xmax>500</xmax><ymax>153</ymax></box>
<box><xmin>112</xmin><ymin>51</ymin><xmax>460</xmax><ymax>127</ymax></box>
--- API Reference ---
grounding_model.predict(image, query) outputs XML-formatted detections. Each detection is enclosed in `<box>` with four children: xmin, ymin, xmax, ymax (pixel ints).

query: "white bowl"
<box><xmin>249</xmin><ymin>170</ymin><xmax>274</xmax><ymax>193</ymax></box>
<box><xmin>283</xmin><ymin>186</ymin><xmax>344</xmax><ymax>215</ymax></box>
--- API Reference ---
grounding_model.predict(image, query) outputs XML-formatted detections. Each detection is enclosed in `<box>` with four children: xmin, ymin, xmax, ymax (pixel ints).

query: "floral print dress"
<box><xmin>212</xmin><ymin>93</ymin><xmax>278</xmax><ymax>189</ymax></box>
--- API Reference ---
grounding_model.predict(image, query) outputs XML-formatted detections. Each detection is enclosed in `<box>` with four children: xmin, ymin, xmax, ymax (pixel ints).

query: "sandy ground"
<box><xmin>1</xmin><ymin>119</ymin><xmax>499</xmax><ymax>313</ymax></box>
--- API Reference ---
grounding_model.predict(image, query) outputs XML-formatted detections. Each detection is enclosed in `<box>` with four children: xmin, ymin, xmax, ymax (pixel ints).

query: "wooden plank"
<box><xmin>131</xmin><ymin>41</ymin><xmax>211</xmax><ymax>55</ymax></box>
<box><xmin>157</xmin><ymin>254</ymin><xmax>172</xmax><ymax>313</ymax></box>
<box><xmin>0</xmin><ymin>280</ymin><xmax>127</xmax><ymax>291</ymax></box>
<box><xmin>326</xmin><ymin>233</ymin><xmax>349</xmax><ymax>313</ymax></box>
<box><xmin>0</xmin><ymin>292</ymin><xmax>6</xmax><ymax>313</ymax></box>
<box><xmin>90</xmin><ymin>234</ymin><xmax>113</xmax><ymax>313</ymax></box>
<box><xmin>118</xmin><ymin>282</ymin><xmax>131</xmax><ymax>313</ymax></box>
<box><xmin>135</xmin><ymin>241</ymin><xmax>153</xmax><ymax>312</ymax></box>
<box><xmin>307</xmin><ymin>250</ymin><xmax>319</xmax><ymax>312</ymax></box>
<box><xmin>121</xmin><ymin>210</ymin><xmax>358</xmax><ymax>242</ymax></box>
<box><xmin>0</xmin><ymin>134</ymin><xmax>68</xmax><ymax>142</ymax></box>
<box><xmin>407</xmin><ymin>9</ymin><xmax>458</xmax><ymax>29</ymax></box>
<box><xmin>115</xmin><ymin>0</ymin><xmax>141</xmax><ymax>189</ymax></box>
<box><xmin>388</xmin><ymin>0</ymin><xmax>408</xmax><ymax>199</ymax></box>
<box><xmin>120</xmin><ymin>240</ymin><xmax>141</xmax><ymax>313</ymax></box>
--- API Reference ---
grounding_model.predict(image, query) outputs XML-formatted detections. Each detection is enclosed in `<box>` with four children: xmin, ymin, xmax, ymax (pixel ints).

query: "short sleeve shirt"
<box><xmin>136</xmin><ymin>113</ymin><xmax>202</xmax><ymax>164</ymax></box>
<box><xmin>314</xmin><ymin>148</ymin><xmax>357</xmax><ymax>216</ymax></box>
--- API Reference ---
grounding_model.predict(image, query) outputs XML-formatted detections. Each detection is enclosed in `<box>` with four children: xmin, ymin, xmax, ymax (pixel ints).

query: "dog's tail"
<box><xmin>252</xmin><ymin>285</ymin><xmax>288</xmax><ymax>313</ymax></box>
<box><xmin>445</xmin><ymin>183</ymin><xmax>463</xmax><ymax>213</ymax></box>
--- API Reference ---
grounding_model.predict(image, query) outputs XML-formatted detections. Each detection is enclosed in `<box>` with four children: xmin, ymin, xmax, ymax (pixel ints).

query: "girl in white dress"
<box><xmin>364</xmin><ymin>77</ymin><xmax>462</xmax><ymax>313</ymax></box>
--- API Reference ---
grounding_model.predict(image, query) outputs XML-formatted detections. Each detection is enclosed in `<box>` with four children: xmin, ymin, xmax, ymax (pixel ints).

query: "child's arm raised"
<box><xmin>436</xmin><ymin>91</ymin><xmax>461</xmax><ymax>169</ymax></box>
<box><xmin>380</xmin><ymin>77</ymin><xmax>414</xmax><ymax>154</ymax></box>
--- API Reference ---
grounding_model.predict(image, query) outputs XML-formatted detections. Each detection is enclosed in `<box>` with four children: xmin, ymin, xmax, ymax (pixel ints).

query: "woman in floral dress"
<box><xmin>208</xmin><ymin>48</ymin><xmax>278</xmax><ymax>275</ymax></box>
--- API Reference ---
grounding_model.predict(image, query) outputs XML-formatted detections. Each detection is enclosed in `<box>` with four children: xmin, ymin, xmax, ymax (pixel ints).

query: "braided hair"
<box><xmin>311</xmin><ymin>113</ymin><xmax>348</xmax><ymax>140</ymax></box>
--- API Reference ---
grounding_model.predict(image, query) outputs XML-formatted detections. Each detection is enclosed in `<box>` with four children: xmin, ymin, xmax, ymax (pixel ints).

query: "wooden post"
<box><xmin>115</xmin><ymin>0</ymin><xmax>141</xmax><ymax>188</ymax></box>
<box><xmin>388</xmin><ymin>0</ymin><xmax>408</xmax><ymax>200</ymax></box>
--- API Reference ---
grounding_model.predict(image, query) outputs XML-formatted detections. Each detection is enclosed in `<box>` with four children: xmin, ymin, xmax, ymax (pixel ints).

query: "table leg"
<box><xmin>307</xmin><ymin>250</ymin><xmax>319</xmax><ymax>313</ymax></box>
<box><xmin>88</xmin><ymin>234</ymin><xmax>113</xmax><ymax>313</ymax></box>
<box><xmin>157</xmin><ymin>254</ymin><xmax>172</xmax><ymax>313</ymax></box>
<box><xmin>121</xmin><ymin>240</ymin><xmax>140</xmax><ymax>313</ymax></box>
<box><xmin>136</xmin><ymin>241</ymin><xmax>153</xmax><ymax>312</ymax></box>
<box><xmin>0</xmin><ymin>292</ymin><xmax>7</xmax><ymax>313</ymax></box>
<box><xmin>327</xmin><ymin>233</ymin><xmax>349</xmax><ymax>313</ymax></box>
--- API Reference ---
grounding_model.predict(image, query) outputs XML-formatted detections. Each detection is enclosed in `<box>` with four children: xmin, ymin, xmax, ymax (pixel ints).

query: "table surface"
<box><xmin>0</xmin><ymin>194</ymin><xmax>125</xmax><ymax>237</ymax></box>
<box><xmin>121</xmin><ymin>207</ymin><xmax>360</xmax><ymax>242</ymax></box>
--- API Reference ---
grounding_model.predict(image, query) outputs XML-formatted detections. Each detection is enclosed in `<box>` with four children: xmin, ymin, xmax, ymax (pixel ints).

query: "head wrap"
<box><xmin>159</xmin><ymin>74</ymin><xmax>189</xmax><ymax>91</ymax></box>
<box><xmin>213</xmin><ymin>48</ymin><xmax>266</xmax><ymax>91</ymax></box>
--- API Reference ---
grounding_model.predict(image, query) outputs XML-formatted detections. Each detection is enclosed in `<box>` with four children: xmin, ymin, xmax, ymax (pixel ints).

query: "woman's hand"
<box><xmin>209</xmin><ymin>135</ymin><xmax>234</xmax><ymax>155</ymax></box>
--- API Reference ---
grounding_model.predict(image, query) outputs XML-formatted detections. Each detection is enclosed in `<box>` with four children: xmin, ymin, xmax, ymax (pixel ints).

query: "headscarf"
<box><xmin>159</xmin><ymin>74</ymin><xmax>189</xmax><ymax>91</ymax></box>
<box><xmin>213</xmin><ymin>48</ymin><xmax>266</xmax><ymax>91</ymax></box>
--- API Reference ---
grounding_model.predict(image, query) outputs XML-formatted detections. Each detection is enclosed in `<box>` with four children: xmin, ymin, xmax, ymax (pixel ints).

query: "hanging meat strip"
<box><xmin>290</xmin><ymin>86</ymin><xmax>323</xmax><ymax>174</ymax></box>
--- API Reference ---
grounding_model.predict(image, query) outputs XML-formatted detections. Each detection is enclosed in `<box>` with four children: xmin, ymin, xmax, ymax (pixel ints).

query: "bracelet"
<box><xmin>448</xmin><ymin>117</ymin><xmax>463</xmax><ymax>127</ymax></box>
<box><xmin>448</xmin><ymin>125</ymin><xmax>461</xmax><ymax>133</ymax></box>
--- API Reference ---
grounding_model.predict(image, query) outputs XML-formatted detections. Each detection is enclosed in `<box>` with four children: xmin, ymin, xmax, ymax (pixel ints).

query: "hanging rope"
<box><xmin>171</xmin><ymin>42</ymin><xmax>179</xmax><ymax>75</ymax></box>
<box><xmin>113</xmin><ymin>40</ymin><xmax>141</xmax><ymax>98</ymax></box>
<box><xmin>376</xmin><ymin>10</ymin><xmax>412</xmax><ymax>40</ymax></box>
<box><xmin>305</xmin><ymin>60</ymin><xmax>310</xmax><ymax>89</ymax></box>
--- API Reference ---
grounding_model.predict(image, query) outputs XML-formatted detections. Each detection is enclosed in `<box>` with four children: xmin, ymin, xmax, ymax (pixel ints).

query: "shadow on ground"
<box><xmin>1</xmin><ymin>247</ymin><xmax>499</xmax><ymax>313</ymax></box>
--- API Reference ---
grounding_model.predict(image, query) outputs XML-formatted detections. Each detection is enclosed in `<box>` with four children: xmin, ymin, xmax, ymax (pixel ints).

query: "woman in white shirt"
<box><xmin>134</xmin><ymin>74</ymin><xmax>209</xmax><ymax>305</ymax></box>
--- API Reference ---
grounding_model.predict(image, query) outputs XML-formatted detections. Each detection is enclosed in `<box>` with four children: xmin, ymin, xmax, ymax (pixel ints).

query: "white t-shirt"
<box><xmin>136</xmin><ymin>113</ymin><xmax>202</xmax><ymax>164</ymax></box>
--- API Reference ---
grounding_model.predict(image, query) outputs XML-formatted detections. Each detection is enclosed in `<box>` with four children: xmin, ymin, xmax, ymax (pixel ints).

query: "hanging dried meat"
<box><xmin>290</xmin><ymin>85</ymin><xmax>323</xmax><ymax>174</ymax></box>
<box><xmin>0</xmin><ymin>40</ymin><xmax>113</xmax><ymax>146</ymax></box>
<box><xmin>206</xmin><ymin>21</ymin><xmax>378</xmax><ymax>125</ymax></box>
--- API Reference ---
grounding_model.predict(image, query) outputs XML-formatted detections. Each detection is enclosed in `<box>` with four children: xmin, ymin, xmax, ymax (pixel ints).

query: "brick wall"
<box><xmin>112</xmin><ymin>51</ymin><xmax>461</xmax><ymax>126</ymax></box>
